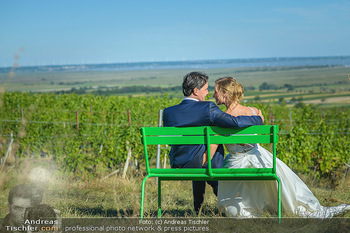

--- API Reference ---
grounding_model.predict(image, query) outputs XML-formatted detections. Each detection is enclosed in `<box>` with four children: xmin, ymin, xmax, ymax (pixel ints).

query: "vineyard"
<box><xmin>0</xmin><ymin>92</ymin><xmax>349</xmax><ymax>179</ymax></box>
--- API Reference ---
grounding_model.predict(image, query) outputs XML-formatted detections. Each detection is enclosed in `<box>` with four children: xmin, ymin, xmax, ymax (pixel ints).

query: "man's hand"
<box><xmin>257</xmin><ymin>109</ymin><xmax>264</xmax><ymax>123</ymax></box>
<box><xmin>202</xmin><ymin>144</ymin><xmax>219</xmax><ymax>166</ymax></box>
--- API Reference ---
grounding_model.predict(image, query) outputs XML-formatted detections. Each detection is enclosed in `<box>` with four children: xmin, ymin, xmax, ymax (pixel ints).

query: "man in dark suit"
<box><xmin>163</xmin><ymin>71</ymin><xmax>263</xmax><ymax>214</ymax></box>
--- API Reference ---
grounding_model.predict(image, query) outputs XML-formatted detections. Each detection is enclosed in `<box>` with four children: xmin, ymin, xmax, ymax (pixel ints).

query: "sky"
<box><xmin>1</xmin><ymin>0</ymin><xmax>350</xmax><ymax>67</ymax></box>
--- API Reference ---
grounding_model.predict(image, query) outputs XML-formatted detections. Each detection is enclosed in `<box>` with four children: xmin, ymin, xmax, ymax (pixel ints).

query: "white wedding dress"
<box><xmin>217</xmin><ymin>108</ymin><xmax>350</xmax><ymax>218</ymax></box>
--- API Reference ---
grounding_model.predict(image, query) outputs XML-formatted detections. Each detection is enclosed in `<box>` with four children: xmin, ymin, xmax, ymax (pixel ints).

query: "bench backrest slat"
<box><xmin>144</xmin><ymin>134</ymin><xmax>276</xmax><ymax>145</ymax></box>
<box><xmin>142</xmin><ymin>125</ymin><xmax>277</xmax><ymax>136</ymax></box>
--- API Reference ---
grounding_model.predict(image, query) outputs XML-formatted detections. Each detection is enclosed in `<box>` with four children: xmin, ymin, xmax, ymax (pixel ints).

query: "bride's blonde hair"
<box><xmin>215</xmin><ymin>77</ymin><xmax>244</xmax><ymax>104</ymax></box>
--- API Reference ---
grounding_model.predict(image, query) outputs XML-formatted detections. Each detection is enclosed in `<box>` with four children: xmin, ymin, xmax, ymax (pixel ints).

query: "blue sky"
<box><xmin>1</xmin><ymin>0</ymin><xmax>350</xmax><ymax>67</ymax></box>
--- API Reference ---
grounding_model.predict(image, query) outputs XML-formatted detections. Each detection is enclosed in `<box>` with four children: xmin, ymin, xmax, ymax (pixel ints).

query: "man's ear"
<box><xmin>192</xmin><ymin>88</ymin><xmax>199</xmax><ymax>96</ymax></box>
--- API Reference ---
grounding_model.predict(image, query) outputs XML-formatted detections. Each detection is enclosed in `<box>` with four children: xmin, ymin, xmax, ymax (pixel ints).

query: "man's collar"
<box><xmin>183</xmin><ymin>97</ymin><xmax>199</xmax><ymax>102</ymax></box>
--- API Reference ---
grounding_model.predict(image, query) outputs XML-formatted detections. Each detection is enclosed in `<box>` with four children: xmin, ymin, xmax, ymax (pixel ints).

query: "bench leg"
<box><xmin>140</xmin><ymin>175</ymin><xmax>150</xmax><ymax>219</ymax></box>
<box><xmin>276</xmin><ymin>177</ymin><xmax>282</xmax><ymax>223</ymax></box>
<box><xmin>158</xmin><ymin>179</ymin><xmax>162</xmax><ymax>218</ymax></box>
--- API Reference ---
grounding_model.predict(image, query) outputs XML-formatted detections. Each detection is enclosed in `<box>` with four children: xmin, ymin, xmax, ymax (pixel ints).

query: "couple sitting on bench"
<box><xmin>161</xmin><ymin>71</ymin><xmax>349</xmax><ymax>218</ymax></box>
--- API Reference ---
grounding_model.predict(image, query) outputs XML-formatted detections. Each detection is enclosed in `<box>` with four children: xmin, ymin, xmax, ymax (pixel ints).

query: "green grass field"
<box><xmin>1</xmin><ymin>157</ymin><xmax>349</xmax><ymax>219</ymax></box>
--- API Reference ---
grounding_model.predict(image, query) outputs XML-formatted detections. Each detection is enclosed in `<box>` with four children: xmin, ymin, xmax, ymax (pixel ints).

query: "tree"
<box><xmin>284</xmin><ymin>84</ymin><xmax>294</xmax><ymax>91</ymax></box>
<box><xmin>259</xmin><ymin>82</ymin><xmax>278</xmax><ymax>91</ymax></box>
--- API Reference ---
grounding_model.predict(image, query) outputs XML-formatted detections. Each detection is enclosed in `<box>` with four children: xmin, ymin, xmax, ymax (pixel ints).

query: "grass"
<box><xmin>1</xmin><ymin>156</ymin><xmax>349</xmax><ymax>219</ymax></box>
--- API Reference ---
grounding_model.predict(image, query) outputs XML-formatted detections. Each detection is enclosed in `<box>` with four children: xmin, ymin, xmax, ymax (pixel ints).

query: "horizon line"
<box><xmin>1</xmin><ymin>55</ymin><xmax>350</xmax><ymax>69</ymax></box>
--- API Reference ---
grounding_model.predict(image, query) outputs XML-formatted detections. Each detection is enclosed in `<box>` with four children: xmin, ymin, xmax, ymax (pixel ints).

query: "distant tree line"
<box><xmin>52</xmin><ymin>84</ymin><xmax>260</xmax><ymax>96</ymax></box>
<box><xmin>48</xmin><ymin>79</ymin><xmax>349</xmax><ymax>95</ymax></box>
<box><xmin>54</xmin><ymin>85</ymin><xmax>184</xmax><ymax>95</ymax></box>
<box><xmin>259</xmin><ymin>80</ymin><xmax>349</xmax><ymax>91</ymax></box>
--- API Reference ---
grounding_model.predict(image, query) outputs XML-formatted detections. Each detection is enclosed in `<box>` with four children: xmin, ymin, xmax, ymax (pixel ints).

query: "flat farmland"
<box><xmin>1</xmin><ymin>65</ymin><xmax>349</xmax><ymax>107</ymax></box>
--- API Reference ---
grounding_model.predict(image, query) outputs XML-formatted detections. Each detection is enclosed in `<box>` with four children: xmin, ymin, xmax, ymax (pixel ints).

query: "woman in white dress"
<box><xmin>212</xmin><ymin>77</ymin><xmax>349</xmax><ymax>218</ymax></box>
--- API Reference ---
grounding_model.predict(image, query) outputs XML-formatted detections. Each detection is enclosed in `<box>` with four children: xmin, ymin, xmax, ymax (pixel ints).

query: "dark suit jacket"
<box><xmin>163</xmin><ymin>99</ymin><xmax>263</xmax><ymax>168</ymax></box>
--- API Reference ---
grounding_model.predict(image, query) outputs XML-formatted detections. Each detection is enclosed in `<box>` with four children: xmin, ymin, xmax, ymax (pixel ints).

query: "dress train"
<box><xmin>217</xmin><ymin>144</ymin><xmax>350</xmax><ymax>218</ymax></box>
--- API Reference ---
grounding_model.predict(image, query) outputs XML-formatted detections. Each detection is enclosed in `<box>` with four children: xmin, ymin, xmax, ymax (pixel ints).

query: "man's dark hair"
<box><xmin>182</xmin><ymin>71</ymin><xmax>209</xmax><ymax>97</ymax></box>
<box><xmin>8</xmin><ymin>184</ymin><xmax>43</xmax><ymax>205</ymax></box>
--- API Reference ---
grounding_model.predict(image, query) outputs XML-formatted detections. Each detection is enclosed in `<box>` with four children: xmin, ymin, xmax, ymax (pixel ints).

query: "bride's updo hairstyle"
<box><xmin>215</xmin><ymin>77</ymin><xmax>244</xmax><ymax>105</ymax></box>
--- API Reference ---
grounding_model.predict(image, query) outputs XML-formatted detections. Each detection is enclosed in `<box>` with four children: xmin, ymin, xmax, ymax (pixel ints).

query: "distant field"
<box><xmin>1</xmin><ymin>66</ymin><xmax>349</xmax><ymax>90</ymax></box>
<box><xmin>1</xmin><ymin>65</ymin><xmax>349</xmax><ymax>107</ymax></box>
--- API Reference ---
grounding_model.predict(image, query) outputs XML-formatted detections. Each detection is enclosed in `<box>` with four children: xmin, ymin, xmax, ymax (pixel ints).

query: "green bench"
<box><xmin>140</xmin><ymin>125</ymin><xmax>281</xmax><ymax>220</ymax></box>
